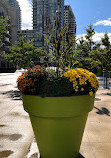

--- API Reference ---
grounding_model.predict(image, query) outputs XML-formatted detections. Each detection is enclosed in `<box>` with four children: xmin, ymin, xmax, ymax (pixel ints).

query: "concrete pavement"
<box><xmin>0</xmin><ymin>71</ymin><xmax>111</xmax><ymax>158</ymax></box>
<box><xmin>80</xmin><ymin>88</ymin><xmax>111</xmax><ymax>158</ymax></box>
<box><xmin>0</xmin><ymin>71</ymin><xmax>34</xmax><ymax>158</ymax></box>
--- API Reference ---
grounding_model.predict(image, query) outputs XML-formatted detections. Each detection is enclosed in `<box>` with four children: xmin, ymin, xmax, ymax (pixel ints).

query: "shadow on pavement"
<box><xmin>0</xmin><ymin>150</ymin><xmax>14</xmax><ymax>158</ymax></box>
<box><xmin>39</xmin><ymin>153</ymin><xmax>85</xmax><ymax>158</ymax></box>
<box><xmin>30</xmin><ymin>153</ymin><xmax>38</xmax><ymax>158</ymax></box>
<box><xmin>95</xmin><ymin>98</ymin><xmax>101</xmax><ymax>101</ymax></box>
<box><xmin>9</xmin><ymin>112</ymin><xmax>29</xmax><ymax>120</ymax></box>
<box><xmin>94</xmin><ymin>106</ymin><xmax>110</xmax><ymax>116</ymax></box>
<box><xmin>0</xmin><ymin>133</ymin><xmax>22</xmax><ymax>141</ymax></box>
<box><xmin>2</xmin><ymin>90</ymin><xmax>22</xmax><ymax>100</ymax></box>
<box><xmin>0</xmin><ymin>84</ymin><xmax>12</xmax><ymax>87</ymax></box>
<box><xmin>103</xmin><ymin>93</ymin><xmax>111</xmax><ymax>96</ymax></box>
<box><xmin>77</xmin><ymin>153</ymin><xmax>85</xmax><ymax>158</ymax></box>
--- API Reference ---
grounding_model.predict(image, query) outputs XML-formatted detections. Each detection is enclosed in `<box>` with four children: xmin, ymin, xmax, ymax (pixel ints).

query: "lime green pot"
<box><xmin>22</xmin><ymin>94</ymin><xmax>95</xmax><ymax>158</ymax></box>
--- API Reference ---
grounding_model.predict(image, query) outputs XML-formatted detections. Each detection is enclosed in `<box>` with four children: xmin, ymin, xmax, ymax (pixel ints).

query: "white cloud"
<box><xmin>17</xmin><ymin>0</ymin><xmax>32</xmax><ymax>30</ymax></box>
<box><xmin>76</xmin><ymin>32</ymin><xmax>111</xmax><ymax>43</ymax></box>
<box><xmin>94</xmin><ymin>18</ymin><xmax>111</xmax><ymax>26</ymax></box>
<box><xmin>76</xmin><ymin>34</ymin><xmax>86</xmax><ymax>41</ymax></box>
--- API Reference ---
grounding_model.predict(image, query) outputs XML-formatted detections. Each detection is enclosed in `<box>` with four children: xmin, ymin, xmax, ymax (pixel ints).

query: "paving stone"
<box><xmin>80</xmin><ymin>142</ymin><xmax>95</xmax><ymax>158</ymax></box>
<box><xmin>0</xmin><ymin>71</ymin><xmax>34</xmax><ymax>158</ymax></box>
<box><xmin>91</xmin><ymin>143</ymin><xmax>111</xmax><ymax>158</ymax></box>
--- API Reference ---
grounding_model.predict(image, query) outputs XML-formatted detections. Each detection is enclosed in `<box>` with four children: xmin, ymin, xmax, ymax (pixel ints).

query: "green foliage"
<box><xmin>2</xmin><ymin>35</ymin><xmax>40</xmax><ymax>69</ymax></box>
<box><xmin>89</xmin><ymin>32</ymin><xmax>111</xmax><ymax>88</ymax></box>
<box><xmin>101</xmin><ymin>33</ymin><xmax>110</xmax><ymax>50</ymax></box>
<box><xmin>0</xmin><ymin>16</ymin><xmax>10</xmax><ymax>47</ymax></box>
<box><xmin>38</xmin><ymin>75</ymin><xmax>73</xmax><ymax>97</ymax></box>
<box><xmin>90</xmin><ymin>33</ymin><xmax>111</xmax><ymax>72</ymax></box>
<box><xmin>90</xmin><ymin>46</ymin><xmax>111</xmax><ymax>72</ymax></box>
<box><xmin>74</xmin><ymin>25</ymin><xmax>106</xmax><ymax>72</ymax></box>
<box><xmin>42</xmin><ymin>26</ymin><xmax>76</xmax><ymax>75</ymax></box>
<box><xmin>85</xmin><ymin>24</ymin><xmax>95</xmax><ymax>52</ymax></box>
<box><xmin>75</xmin><ymin>25</ymin><xmax>96</xmax><ymax>70</ymax></box>
<box><xmin>46</xmin><ymin>67</ymin><xmax>63</xmax><ymax>80</ymax></box>
<box><xmin>76</xmin><ymin>37</ymin><xmax>89</xmax><ymax>58</ymax></box>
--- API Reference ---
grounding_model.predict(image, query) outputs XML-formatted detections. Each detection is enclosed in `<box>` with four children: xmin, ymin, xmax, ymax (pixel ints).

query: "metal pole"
<box><xmin>108</xmin><ymin>71</ymin><xmax>111</xmax><ymax>89</ymax></box>
<box><xmin>103</xmin><ymin>69</ymin><xmax>106</xmax><ymax>88</ymax></box>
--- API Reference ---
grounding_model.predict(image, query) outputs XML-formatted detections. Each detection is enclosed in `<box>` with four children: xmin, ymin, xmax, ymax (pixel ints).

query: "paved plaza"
<box><xmin>0</xmin><ymin>71</ymin><xmax>111</xmax><ymax>158</ymax></box>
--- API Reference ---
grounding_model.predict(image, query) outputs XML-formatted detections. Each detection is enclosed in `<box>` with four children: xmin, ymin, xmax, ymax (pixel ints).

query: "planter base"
<box><xmin>22</xmin><ymin>94</ymin><xmax>95</xmax><ymax>158</ymax></box>
<box><xmin>29</xmin><ymin>113</ymin><xmax>88</xmax><ymax>158</ymax></box>
<box><xmin>40</xmin><ymin>153</ymin><xmax>84</xmax><ymax>158</ymax></box>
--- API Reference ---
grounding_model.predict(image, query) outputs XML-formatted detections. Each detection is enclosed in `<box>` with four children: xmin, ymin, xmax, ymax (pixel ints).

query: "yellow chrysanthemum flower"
<box><xmin>89</xmin><ymin>91</ymin><xmax>93</xmax><ymax>96</ymax></box>
<box><xmin>81</xmin><ymin>88</ymin><xmax>84</xmax><ymax>91</ymax></box>
<box><xmin>64</xmin><ymin>68</ymin><xmax>99</xmax><ymax>96</ymax></box>
<box><xmin>75</xmin><ymin>89</ymin><xmax>78</xmax><ymax>92</ymax></box>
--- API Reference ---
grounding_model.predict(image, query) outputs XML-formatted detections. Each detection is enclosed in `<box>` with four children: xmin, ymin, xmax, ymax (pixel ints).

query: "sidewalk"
<box><xmin>0</xmin><ymin>71</ymin><xmax>111</xmax><ymax>158</ymax></box>
<box><xmin>0</xmin><ymin>71</ymin><xmax>34</xmax><ymax>158</ymax></box>
<box><xmin>80</xmin><ymin>88</ymin><xmax>111</xmax><ymax>158</ymax></box>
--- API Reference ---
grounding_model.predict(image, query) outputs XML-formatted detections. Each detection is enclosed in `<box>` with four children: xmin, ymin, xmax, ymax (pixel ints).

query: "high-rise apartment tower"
<box><xmin>4</xmin><ymin>0</ymin><xmax>21</xmax><ymax>30</ymax></box>
<box><xmin>64</xmin><ymin>5</ymin><xmax>76</xmax><ymax>37</ymax></box>
<box><xmin>0</xmin><ymin>0</ymin><xmax>17</xmax><ymax>72</ymax></box>
<box><xmin>32</xmin><ymin>0</ymin><xmax>64</xmax><ymax>47</ymax></box>
<box><xmin>32</xmin><ymin>0</ymin><xmax>64</xmax><ymax>31</ymax></box>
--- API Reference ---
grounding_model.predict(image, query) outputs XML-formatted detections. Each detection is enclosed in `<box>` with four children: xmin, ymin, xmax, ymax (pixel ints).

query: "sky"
<box><xmin>17</xmin><ymin>0</ymin><xmax>111</xmax><ymax>42</ymax></box>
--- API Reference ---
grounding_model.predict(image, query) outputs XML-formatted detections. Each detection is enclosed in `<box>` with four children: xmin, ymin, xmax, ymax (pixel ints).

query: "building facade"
<box><xmin>32</xmin><ymin>0</ymin><xmax>64</xmax><ymax>31</ymax></box>
<box><xmin>4</xmin><ymin>0</ymin><xmax>21</xmax><ymax>30</ymax></box>
<box><xmin>64</xmin><ymin>5</ymin><xmax>76</xmax><ymax>38</ymax></box>
<box><xmin>32</xmin><ymin>0</ymin><xmax>64</xmax><ymax>47</ymax></box>
<box><xmin>0</xmin><ymin>0</ymin><xmax>18</xmax><ymax>44</ymax></box>
<box><xmin>0</xmin><ymin>0</ymin><xmax>18</xmax><ymax>72</ymax></box>
<box><xmin>17</xmin><ymin>29</ymin><xmax>43</xmax><ymax>48</ymax></box>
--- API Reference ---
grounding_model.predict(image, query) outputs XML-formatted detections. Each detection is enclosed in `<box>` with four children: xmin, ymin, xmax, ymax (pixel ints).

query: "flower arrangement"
<box><xmin>17</xmin><ymin>26</ymin><xmax>99</xmax><ymax>97</ymax></box>
<box><xmin>63</xmin><ymin>68</ymin><xmax>99</xmax><ymax>96</ymax></box>
<box><xmin>17</xmin><ymin>65</ymin><xmax>99</xmax><ymax>97</ymax></box>
<box><xmin>17</xmin><ymin>65</ymin><xmax>46</xmax><ymax>94</ymax></box>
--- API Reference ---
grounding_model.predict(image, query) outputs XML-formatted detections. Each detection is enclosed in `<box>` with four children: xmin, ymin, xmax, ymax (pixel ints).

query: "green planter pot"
<box><xmin>22</xmin><ymin>94</ymin><xmax>95</xmax><ymax>158</ymax></box>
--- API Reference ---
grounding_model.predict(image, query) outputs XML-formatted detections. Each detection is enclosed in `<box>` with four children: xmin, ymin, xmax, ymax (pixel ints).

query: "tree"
<box><xmin>90</xmin><ymin>33</ymin><xmax>111</xmax><ymax>88</ymax></box>
<box><xmin>75</xmin><ymin>25</ymin><xmax>96</xmax><ymax>70</ymax></box>
<box><xmin>76</xmin><ymin>37</ymin><xmax>89</xmax><ymax>57</ymax></box>
<box><xmin>85</xmin><ymin>24</ymin><xmax>95</xmax><ymax>52</ymax></box>
<box><xmin>0</xmin><ymin>16</ymin><xmax>10</xmax><ymax>47</ymax></box>
<box><xmin>101</xmin><ymin>33</ymin><xmax>110</xmax><ymax>50</ymax></box>
<box><xmin>90</xmin><ymin>33</ymin><xmax>111</xmax><ymax>71</ymax></box>
<box><xmin>2</xmin><ymin>35</ymin><xmax>40</xmax><ymax>69</ymax></box>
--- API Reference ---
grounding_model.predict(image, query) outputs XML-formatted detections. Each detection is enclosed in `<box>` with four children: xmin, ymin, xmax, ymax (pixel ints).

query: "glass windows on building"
<box><xmin>32</xmin><ymin>0</ymin><xmax>64</xmax><ymax>32</ymax></box>
<box><xmin>64</xmin><ymin>5</ymin><xmax>76</xmax><ymax>38</ymax></box>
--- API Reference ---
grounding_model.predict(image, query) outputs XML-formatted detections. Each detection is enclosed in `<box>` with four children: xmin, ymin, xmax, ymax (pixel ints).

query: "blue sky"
<box><xmin>65</xmin><ymin>0</ymin><xmax>111</xmax><ymax>35</ymax></box>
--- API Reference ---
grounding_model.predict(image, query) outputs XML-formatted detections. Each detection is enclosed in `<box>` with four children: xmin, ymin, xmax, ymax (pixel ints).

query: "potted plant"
<box><xmin>17</xmin><ymin>64</ymin><xmax>99</xmax><ymax>158</ymax></box>
<box><xmin>17</xmin><ymin>24</ymin><xmax>99</xmax><ymax>158</ymax></box>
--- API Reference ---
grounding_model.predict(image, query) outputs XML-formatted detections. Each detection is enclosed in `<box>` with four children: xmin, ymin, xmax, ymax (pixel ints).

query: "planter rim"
<box><xmin>22</xmin><ymin>94</ymin><xmax>95</xmax><ymax>118</ymax></box>
<box><xmin>21</xmin><ymin>93</ymin><xmax>95</xmax><ymax>98</ymax></box>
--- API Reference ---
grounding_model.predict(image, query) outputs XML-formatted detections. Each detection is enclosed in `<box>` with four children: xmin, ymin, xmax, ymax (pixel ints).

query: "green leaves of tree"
<box><xmin>3</xmin><ymin>35</ymin><xmax>40</xmax><ymax>69</ymax></box>
<box><xmin>0</xmin><ymin>16</ymin><xmax>10</xmax><ymax>47</ymax></box>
